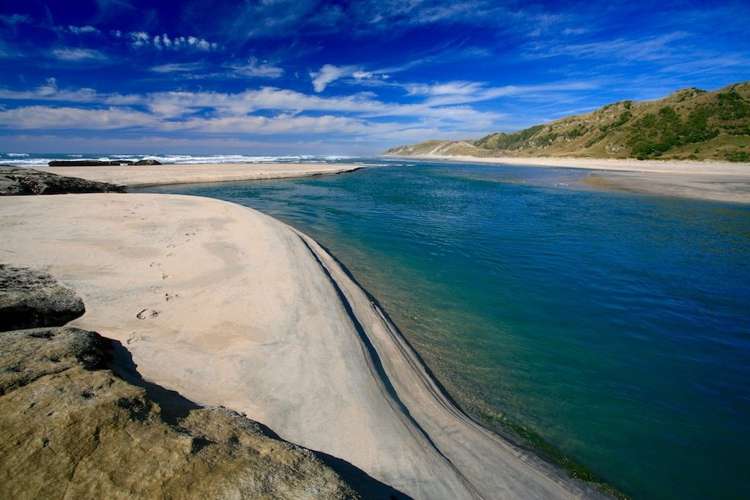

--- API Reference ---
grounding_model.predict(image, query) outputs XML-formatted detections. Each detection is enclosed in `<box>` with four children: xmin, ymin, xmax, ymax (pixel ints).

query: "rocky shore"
<box><xmin>0</xmin><ymin>264</ymin><xmax>360</xmax><ymax>499</ymax></box>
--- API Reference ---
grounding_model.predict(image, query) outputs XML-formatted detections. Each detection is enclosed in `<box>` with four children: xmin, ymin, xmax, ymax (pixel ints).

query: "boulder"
<box><xmin>0</xmin><ymin>167</ymin><xmax>125</xmax><ymax>195</ymax></box>
<box><xmin>134</xmin><ymin>159</ymin><xmax>162</xmax><ymax>165</ymax></box>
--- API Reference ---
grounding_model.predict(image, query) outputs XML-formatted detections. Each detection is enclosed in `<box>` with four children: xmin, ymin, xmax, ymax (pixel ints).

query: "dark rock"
<box><xmin>0</xmin><ymin>167</ymin><xmax>126</xmax><ymax>195</ymax></box>
<box><xmin>0</xmin><ymin>265</ymin><xmax>85</xmax><ymax>331</ymax></box>
<box><xmin>48</xmin><ymin>160</ymin><xmax>133</xmax><ymax>166</ymax></box>
<box><xmin>0</xmin><ymin>327</ymin><xmax>107</xmax><ymax>395</ymax></box>
<box><xmin>134</xmin><ymin>159</ymin><xmax>161</xmax><ymax>165</ymax></box>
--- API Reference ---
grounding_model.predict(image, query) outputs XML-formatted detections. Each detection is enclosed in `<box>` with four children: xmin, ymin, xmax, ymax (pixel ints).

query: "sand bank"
<box><xmin>0</xmin><ymin>193</ymin><xmax>600</xmax><ymax>499</ymax></box>
<box><xmin>387</xmin><ymin>154</ymin><xmax>750</xmax><ymax>203</ymax></box>
<box><xmin>386</xmin><ymin>154</ymin><xmax>750</xmax><ymax>175</ymax></box>
<box><xmin>43</xmin><ymin>162</ymin><xmax>361</xmax><ymax>187</ymax></box>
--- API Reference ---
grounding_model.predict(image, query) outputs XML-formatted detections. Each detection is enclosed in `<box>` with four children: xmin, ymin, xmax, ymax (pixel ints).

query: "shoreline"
<box><xmin>385</xmin><ymin>154</ymin><xmax>750</xmax><ymax>204</ymax></box>
<box><xmin>0</xmin><ymin>187</ymin><xmax>604</xmax><ymax>499</ymax></box>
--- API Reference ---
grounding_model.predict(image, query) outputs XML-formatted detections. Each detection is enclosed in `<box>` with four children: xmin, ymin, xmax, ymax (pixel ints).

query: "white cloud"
<box><xmin>310</xmin><ymin>64</ymin><xmax>358</xmax><ymax>92</ymax></box>
<box><xmin>0</xmin><ymin>106</ymin><xmax>156</xmax><ymax>130</ymax></box>
<box><xmin>0</xmin><ymin>75</ymin><xmax>597</xmax><ymax>144</ymax></box>
<box><xmin>525</xmin><ymin>32</ymin><xmax>690</xmax><ymax>62</ymax></box>
<box><xmin>0</xmin><ymin>78</ymin><xmax>97</xmax><ymax>102</ymax></box>
<box><xmin>51</xmin><ymin>48</ymin><xmax>107</xmax><ymax>61</ymax></box>
<box><xmin>406</xmin><ymin>81</ymin><xmax>485</xmax><ymax>97</ymax></box>
<box><xmin>149</xmin><ymin>62</ymin><xmax>206</xmax><ymax>73</ymax></box>
<box><xmin>230</xmin><ymin>57</ymin><xmax>284</xmax><ymax>78</ymax></box>
<box><xmin>130</xmin><ymin>31</ymin><xmax>150</xmax><ymax>47</ymax></box>
<box><xmin>403</xmin><ymin>80</ymin><xmax>595</xmax><ymax>107</ymax></box>
<box><xmin>68</xmin><ymin>25</ymin><xmax>99</xmax><ymax>34</ymax></box>
<box><xmin>130</xmin><ymin>31</ymin><xmax>217</xmax><ymax>50</ymax></box>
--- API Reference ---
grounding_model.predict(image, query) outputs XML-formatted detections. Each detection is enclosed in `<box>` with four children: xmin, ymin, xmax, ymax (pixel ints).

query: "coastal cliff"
<box><xmin>387</xmin><ymin>82</ymin><xmax>750</xmax><ymax>162</ymax></box>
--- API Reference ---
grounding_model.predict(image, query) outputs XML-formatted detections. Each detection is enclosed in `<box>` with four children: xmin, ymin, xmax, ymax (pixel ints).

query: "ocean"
<box><xmin>0</xmin><ymin>152</ymin><xmax>352</xmax><ymax>167</ymax></box>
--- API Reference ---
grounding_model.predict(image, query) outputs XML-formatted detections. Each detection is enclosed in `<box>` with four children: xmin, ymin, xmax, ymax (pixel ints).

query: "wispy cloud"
<box><xmin>230</xmin><ymin>58</ymin><xmax>284</xmax><ymax>78</ymax></box>
<box><xmin>0</xmin><ymin>14</ymin><xmax>30</xmax><ymax>26</ymax></box>
<box><xmin>403</xmin><ymin>80</ymin><xmax>596</xmax><ymax>106</ymax></box>
<box><xmin>149</xmin><ymin>62</ymin><xmax>206</xmax><ymax>73</ymax></box>
<box><xmin>0</xmin><ymin>105</ymin><xmax>156</xmax><ymax>130</ymax></box>
<box><xmin>67</xmin><ymin>25</ymin><xmax>100</xmax><ymax>35</ymax></box>
<box><xmin>51</xmin><ymin>47</ymin><xmax>108</xmax><ymax>62</ymax></box>
<box><xmin>525</xmin><ymin>32</ymin><xmax>690</xmax><ymax>62</ymax></box>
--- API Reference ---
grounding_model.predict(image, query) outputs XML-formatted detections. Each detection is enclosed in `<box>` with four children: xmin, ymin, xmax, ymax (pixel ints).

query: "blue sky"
<box><xmin>0</xmin><ymin>0</ymin><xmax>748</xmax><ymax>155</ymax></box>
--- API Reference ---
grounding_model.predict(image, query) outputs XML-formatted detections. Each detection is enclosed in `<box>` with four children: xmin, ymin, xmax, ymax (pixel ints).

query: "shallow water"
<box><xmin>143</xmin><ymin>160</ymin><xmax>750</xmax><ymax>499</ymax></box>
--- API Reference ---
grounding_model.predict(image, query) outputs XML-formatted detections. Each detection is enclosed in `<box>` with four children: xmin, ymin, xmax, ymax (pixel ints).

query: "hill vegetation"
<box><xmin>386</xmin><ymin>82</ymin><xmax>750</xmax><ymax>162</ymax></box>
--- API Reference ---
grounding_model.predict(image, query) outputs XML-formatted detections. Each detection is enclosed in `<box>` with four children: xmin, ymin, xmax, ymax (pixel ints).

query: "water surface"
<box><xmin>143</xmin><ymin>160</ymin><xmax>750</xmax><ymax>499</ymax></box>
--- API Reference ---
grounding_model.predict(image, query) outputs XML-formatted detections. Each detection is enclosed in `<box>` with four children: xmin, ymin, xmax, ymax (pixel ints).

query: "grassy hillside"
<box><xmin>386</xmin><ymin>82</ymin><xmax>750</xmax><ymax>162</ymax></box>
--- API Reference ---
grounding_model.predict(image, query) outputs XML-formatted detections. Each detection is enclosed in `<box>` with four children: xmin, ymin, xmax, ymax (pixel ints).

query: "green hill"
<box><xmin>386</xmin><ymin>82</ymin><xmax>750</xmax><ymax>162</ymax></box>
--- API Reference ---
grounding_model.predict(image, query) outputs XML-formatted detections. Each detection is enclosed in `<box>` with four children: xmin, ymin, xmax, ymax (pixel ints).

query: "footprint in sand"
<box><xmin>136</xmin><ymin>308</ymin><xmax>160</xmax><ymax>320</ymax></box>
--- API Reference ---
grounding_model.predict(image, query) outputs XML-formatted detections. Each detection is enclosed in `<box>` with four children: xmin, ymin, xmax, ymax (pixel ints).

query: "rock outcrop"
<box><xmin>0</xmin><ymin>167</ymin><xmax>125</xmax><ymax>195</ymax></box>
<box><xmin>134</xmin><ymin>159</ymin><xmax>162</xmax><ymax>165</ymax></box>
<box><xmin>0</xmin><ymin>265</ymin><xmax>85</xmax><ymax>331</ymax></box>
<box><xmin>0</xmin><ymin>267</ymin><xmax>361</xmax><ymax>499</ymax></box>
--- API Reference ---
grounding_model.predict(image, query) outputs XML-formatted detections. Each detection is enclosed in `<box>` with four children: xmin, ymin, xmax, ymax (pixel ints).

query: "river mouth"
<box><xmin>140</xmin><ymin>159</ymin><xmax>750</xmax><ymax>499</ymax></box>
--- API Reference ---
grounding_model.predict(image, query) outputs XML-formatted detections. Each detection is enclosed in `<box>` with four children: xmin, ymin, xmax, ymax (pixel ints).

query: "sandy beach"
<box><xmin>0</xmin><ymin>179</ymin><xmax>601</xmax><ymax>499</ymax></box>
<box><xmin>43</xmin><ymin>162</ymin><xmax>362</xmax><ymax>187</ymax></box>
<box><xmin>387</xmin><ymin>154</ymin><xmax>750</xmax><ymax>203</ymax></box>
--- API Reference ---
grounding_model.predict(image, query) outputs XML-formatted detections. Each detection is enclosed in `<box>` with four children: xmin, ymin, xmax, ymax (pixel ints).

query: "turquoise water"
<box><xmin>143</xmin><ymin>161</ymin><xmax>750</xmax><ymax>499</ymax></box>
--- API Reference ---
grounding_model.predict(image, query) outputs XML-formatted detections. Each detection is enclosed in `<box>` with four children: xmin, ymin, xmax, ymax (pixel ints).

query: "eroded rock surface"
<box><xmin>0</xmin><ymin>167</ymin><xmax>125</xmax><ymax>195</ymax></box>
<box><xmin>0</xmin><ymin>265</ymin><xmax>85</xmax><ymax>331</ymax></box>
<box><xmin>0</xmin><ymin>327</ymin><xmax>359</xmax><ymax>499</ymax></box>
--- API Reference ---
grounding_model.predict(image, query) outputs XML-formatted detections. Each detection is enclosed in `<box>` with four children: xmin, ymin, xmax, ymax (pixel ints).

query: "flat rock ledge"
<box><xmin>0</xmin><ymin>265</ymin><xmax>85</xmax><ymax>331</ymax></box>
<box><xmin>0</xmin><ymin>267</ymin><xmax>360</xmax><ymax>500</ymax></box>
<box><xmin>0</xmin><ymin>167</ymin><xmax>125</xmax><ymax>196</ymax></box>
